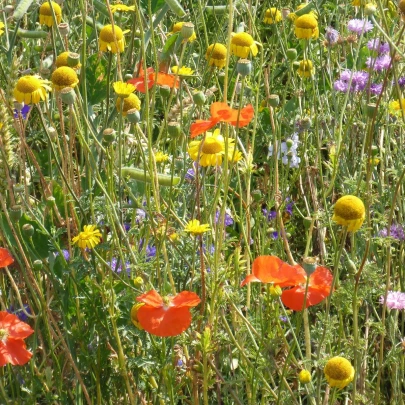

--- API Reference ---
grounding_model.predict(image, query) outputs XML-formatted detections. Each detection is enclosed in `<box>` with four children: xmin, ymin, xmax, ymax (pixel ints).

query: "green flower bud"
<box><xmin>10</xmin><ymin>205</ymin><xmax>22</xmax><ymax>222</ymax></box>
<box><xmin>193</xmin><ymin>91</ymin><xmax>206</xmax><ymax>106</ymax></box>
<box><xmin>268</xmin><ymin>94</ymin><xmax>280</xmax><ymax>107</ymax></box>
<box><xmin>167</xmin><ymin>122</ymin><xmax>181</xmax><ymax>137</ymax></box>
<box><xmin>22</xmin><ymin>223</ymin><xmax>35</xmax><ymax>237</ymax></box>
<box><xmin>286</xmin><ymin>48</ymin><xmax>297</xmax><ymax>61</ymax></box>
<box><xmin>103</xmin><ymin>128</ymin><xmax>116</xmax><ymax>144</ymax></box>
<box><xmin>181</xmin><ymin>22</ymin><xmax>194</xmax><ymax>40</ymax></box>
<box><xmin>126</xmin><ymin>108</ymin><xmax>141</xmax><ymax>124</ymax></box>
<box><xmin>67</xmin><ymin>52</ymin><xmax>80</xmax><ymax>68</ymax></box>
<box><xmin>33</xmin><ymin>260</ymin><xmax>43</xmax><ymax>271</ymax></box>
<box><xmin>236</xmin><ymin>59</ymin><xmax>252</xmax><ymax>77</ymax></box>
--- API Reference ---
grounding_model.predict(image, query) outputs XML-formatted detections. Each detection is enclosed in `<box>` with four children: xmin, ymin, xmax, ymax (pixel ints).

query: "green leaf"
<box><xmin>85</xmin><ymin>54</ymin><xmax>108</xmax><ymax>106</ymax></box>
<box><xmin>141</xmin><ymin>0</ymin><xmax>166</xmax><ymax>13</ymax></box>
<box><xmin>162</xmin><ymin>33</ymin><xmax>179</xmax><ymax>55</ymax></box>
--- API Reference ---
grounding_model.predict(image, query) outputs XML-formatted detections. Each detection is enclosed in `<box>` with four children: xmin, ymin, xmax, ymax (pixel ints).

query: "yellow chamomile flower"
<box><xmin>113</xmin><ymin>81</ymin><xmax>136</xmax><ymax>98</ymax></box>
<box><xmin>264</xmin><ymin>8</ymin><xmax>282</xmax><ymax>24</ymax></box>
<box><xmin>51</xmin><ymin>66</ymin><xmax>79</xmax><ymax>91</ymax></box>
<box><xmin>205</xmin><ymin>43</ymin><xmax>227</xmax><ymax>69</ymax></box>
<box><xmin>99</xmin><ymin>24</ymin><xmax>126</xmax><ymax>53</ymax></box>
<box><xmin>0</xmin><ymin>22</ymin><xmax>5</xmax><ymax>36</ymax></box>
<box><xmin>110</xmin><ymin>3</ymin><xmax>136</xmax><ymax>13</ymax></box>
<box><xmin>297</xmin><ymin>60</ymin><xmax>315</xmax><ymax>78</ymax></box>
<box><xmin>294</xmin><ymin>14</ymin><xmax>319</xmax><ymax>39</ymax></box>
<box><xmin>39</xmin><ymin>1</ymin><xmax>62</xmax><ymax>27</ymax></box>
<box><xmin>154</xmin><ymin>151</ymin><xmax>169</xmax><ymax>163</ymax></box>
<box><xmin>116</xmin><ymin>93</ymin><xmax>141</xmax><ymax>116</ymax></box>
<box><xmin>332</xmin><ymin>195</ymin><xmax>365</xmax><ymax>232</ymax></box>
<box><xmin>171</xmin><ymin>66</ymin><xmax>194</xmax><ymax>76</ymax></box>
<box><xmin>14</xmin><ymin>76</ymin><xmax>51</xmax><ymax>104</ymax></box>
<box><xmin>298</xmin><ymin>370</ymin><xmax>312</xmax><ymax>384</ymax></box>
<box><xmin>231</xmin><ymin>32</ymin><xmax>261</xmax><ymax>58</ymax></box>
<box><xmin>188</xmin><ymin>129</ymin><xmax>242</xmax><ymax>167</ymax></box>
<box><xmin>324</xmin><ymin>357</ymin><xmax>355</xmax><ymax>389</ymax></box>
<box><xmin>72</xmin><ymin>225</ymin><xmax>102</xmax><ymax>249</ymax></box>
<box><xmin>184</xmin><ymin>219</ymin><xmax>211</xmax><ymax>236</ymax></box>
<box><xmin>170</xmin><ymin>22</ymin><xmax>196</xmax><ymax>42</ymax></box>
<box><xmin>131</xmin><ymin>303</ymin><xmax>144</xmax><ymax>330</ymax></box>
<box><xmin>389</xmin><ymin>99</ymin><xmax>405</xmax><ymax>115</ymax></box>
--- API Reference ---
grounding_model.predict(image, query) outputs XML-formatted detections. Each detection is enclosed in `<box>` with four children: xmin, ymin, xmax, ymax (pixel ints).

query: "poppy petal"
<box><xmin>210</xmin><ymin>102</ymin><xmax>234</xmax><ymax>121</ymax></box>
<box><xmin>155</xmin><ymin>72</ymin><xmax>179</xmax><ymax>89</ymax></box>
<box><xmin>128</xmin><ymin>76</ymin><xmax>154</xmax><ymax>93</ymax></box>
<box><xmin>308</xmin><ymin>266</ymin><xmax>333</xmax><ymax>288</ymax></box>
<box><xmin>281</xmin><ymin>285</ymin><xmax>331</xmax><ymax>311</ymax></box>
<box><xmin>228</xmin><ymin>104</ymin><xmax>254</xmax><ymax>127</ymax></box>
<box><xmin>0</xmin><ymin>313</ymin><xmax>34</xmax><ymax>340</ymax></box>
<box><xmin>0</xmin><ymin>338</ymin><xmax>32</xmax><ymax>366</ymax></box>
<box><xmin>0</xmin><ymin>248</ymin><xmax>13</xmax><ymax>268</ymax></box>
<box><xmin>240</xmin><ymin>274</ymin><xmax>261</xmax><ymax>287</ymax></box>
<box><xmin>171</xmin><ymin>291</ymin><xmax>201</xmax><ymax>308</ymax></box>
<box><xmin>136</xmin><ymin>290</ymin><xmax>164</xmax><ymax>307</ymax></box>
<box><xmin>137</xmin><ymin>306</ymin><xmax>193</xmax><ymax>337</ymax></box>
<box><xmin>190</xmin><ymin>119</ymin><xmax>217</xmax><ymax>138</ymax></box>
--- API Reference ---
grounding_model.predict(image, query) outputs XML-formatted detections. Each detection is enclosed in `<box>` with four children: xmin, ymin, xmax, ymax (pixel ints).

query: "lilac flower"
<box><xmin>146</xmin><ymin>245</ymin><xmax>157</xmax><ymax>260</ymax></box>
<box><xmin>185</xmin><ymin>167</ymin><xmax>195</xmax><ymax>182</ymax></box>
<box><xmin>369</xmin><ymin>83</ymin><xmax>383</xmax><ymax>95</ymax></box>
<box><xmin>135</xmin><ymin>209</ymin><xmax>146</xmax><ymax>224</ymax></box>
<box><xmin>334</xmin><ymin>70</ymin><xmax>369</xmax><ymax>93</ymax></box>
<box><xmin>177</xmin><ymin>359</ymin><xmax>184</xmax><ymax>367</ymax></box>
<box><xmin>199</xmin><ymin>244</ymin><xmax>215</xmax><ymax>255</ymax></box>
<box><xmin>286</xmin><ymin>202</ymin><xmax>293</xmax><ymax>215</ymax></box>
<box><xmin>379</xmin><ymin>224</ymin><xmax>405</xmax><ymax>240</ymax></box>
<box><xmin>348</xmin><ymin>19</ymin><xmax>374</xmax><ymax>34</ymax></box>
<box><xmin>279</xmin><ymin>316</ymin><xmax>288</xmax><ymax>323</ymax></box>
<box><xmin>380</xmin><ymin>291</ymin><xmax>405</xmax><ymax>310</ymax></box>
<box><xmin>397</xmin><ymin>77</ymin><xmax>405</xmax><ymax>87</ymax></box>
<box><xmin>366</xmin><ymin>54</ymin><xmax>391</xmax><ymax>71</ymax></box>
<box><xmin>271</xmin><ymin>231</ymin><xmax>279</xmax><ymax>239</ymax></box>
<box><xmin>14</xmin><ymin>104</ymin><xmax>30</xmax><ymax>119</ymax></box>
<box><xmin>108</xmin><ymin>257</ymin><xmax>131</xmax><ymax>276</ymax></box>
<box><xmin>124</xmin><ymin>222</ymin><xmax>131</xmax><ymax>232</ymax></box>
<box><xmin>7</xmin><ymin>305</ymin><xmax>31</xmax><ymax>322</ymax></box>
<box><xmin>215</xmin><ymin>209</ymin><xmax>234</xmax><ymax>227</ymax></box>
<box><xmin>325</xmin><ymin>26</ymin><xmax>339</xmax><ymax>45</ymax></box>
<box><xmin>56</xmin><ymin>249</ymin><xmax>70</xmax><ymax>261</ymax></box>
<box><xmin>262</xmin><ymin>208</ymin><xmax>277</xmax><ymax>221</ymax></box>
<box><xmin>269</xmin><ymin>133</ymin><xmax>300</xmax><ymax>168</ymax></box>
<box><xmin>367</xmin><ymin>39</ymin><xmax>390</xmax><ymax>54</ymax></box>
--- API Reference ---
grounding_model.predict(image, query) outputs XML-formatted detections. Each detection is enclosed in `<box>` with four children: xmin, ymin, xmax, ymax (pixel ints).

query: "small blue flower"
<box><xmin>7</xmin><ymin>304</ymin><xmax>31</xmax><ymax>322</ymax></box>
<box><xmin>14</xmin><ymin>104</ymin><xmax>31</xmax><ymax>119</ymax></box>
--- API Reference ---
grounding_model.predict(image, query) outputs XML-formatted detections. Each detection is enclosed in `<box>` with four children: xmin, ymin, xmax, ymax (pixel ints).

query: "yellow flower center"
<box><xmin>52</xmin><ymin>67</ymin><xmax>79</xmax><ymax>88</ymax></box>
<box><xmin>172</xmin><ymin>22</ymin><xmax>184</xmax><ymax>33</ymax></box>
<box><xmin>295</xmin><ymin>14</ymin><xmax>318</xmax><ymax>29</ymax></box>
<box><xmin>100</xmin><ymin>25</ymin><xmax>124</xmax><ymax>42</ymax></box>
<box><xmin>206</xmin><ymin>43</ymin><xmax>227</xmax><ymax>59</ymax></box>
<box><xmin>0</xmin><ymin>328</ymin><xmax>9</xmax><ymax>342</ymax></box>
<box><xmin>201</xmin><ymin>137</ymin><xmax>224</xmax><ymax>154</ymax></box>
<box><xmin>16</xmin><ymin>76</ymin><xmax>42</xmax><ymax>93</ymax></box>
<box><xmin>325</xmin><ymin>357</ymin><xmax>353</xmax><ymax>380</ymax></box>
<box><xmin>334</xmin><ymin>195</ymin><xmax>365</xmax><ymax>220</ymax></box>
<box><xmin>39</xmin><ymin>1</ymin><xmax>62</xmax><ymax>16</ymax></box>
<box><xmin>232</xmin><ymin>32</ymin><xmax>254</xmax><ymax>47</ymax></box>
<box><xmin>299</xmin><ymin>60</ymin><xmax>313</xmax><ymax>71</ymax></box>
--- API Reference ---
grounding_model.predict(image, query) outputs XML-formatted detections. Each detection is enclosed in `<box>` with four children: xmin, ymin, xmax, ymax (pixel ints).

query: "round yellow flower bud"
<box><xmin>324</xmin><ymin>356</ymin><xmax>354</xmax><ymax>389</ymax></box>
<box><xmin>332</xmin><ymin>195</ymin><xmax>365</xmax><ymax>232</ymax></box>
<box><xmin>298</xmin><ymin>369</ymin><xmax>312</xmax><ymax>384</ymax></box>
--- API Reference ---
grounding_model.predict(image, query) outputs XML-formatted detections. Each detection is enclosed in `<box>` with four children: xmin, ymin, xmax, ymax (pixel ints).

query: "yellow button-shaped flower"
<box><xmin>205</xmin><ymin>43</ymin><xmax>227</xmax><ymax>69</ymax></box>
<box><xmin>324</xmin><ymin>357</ymin><xmax>354</xmax><ymax>389</ymax></box>
<box><xmin>39</xmin><ymin>1</ymin><xmax>62</xmax><ymax>27</ymax></box>
<box><xmin>231</xmin><ymin>32</ymin><xmax>260</xmax><ymax>58</ymax></box>
<box><xmin>264</xmin><ymin>8</ymin><xmax>282</xmax><ymax>24</ymax></box>
<box><xmin>116</xmin><ymin>93</ymin><xmax>141</xmax><ymax>116</ymax></box>
<box><xmin>332</xmin><ymin>195</ymin><xmax>365</xmax><ymax>232</ymax></box>
<box><xmin>99</xmin><ymin>24</ymin><xmax>125</xmax><ymax>53</ymax></box>
<box><xmin>52</xmin><ymin>66</ymin><xmax>79</xmax><ymax>91</ymax></box>
<box><xmin>294</xmin><ymin>14</ymin><xmax>319</xmax><ymax>39</ymax></box>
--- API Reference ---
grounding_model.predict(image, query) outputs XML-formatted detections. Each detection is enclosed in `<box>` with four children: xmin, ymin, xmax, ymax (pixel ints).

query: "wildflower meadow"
<box><xmin>1</xmin><ymin>0</ymin><xmax>405</xmax><ymax>403</ymax></box>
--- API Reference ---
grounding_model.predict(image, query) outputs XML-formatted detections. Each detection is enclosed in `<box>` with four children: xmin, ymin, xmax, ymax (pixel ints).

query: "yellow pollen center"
<box><xmin>207</xmin><ymin>44</ymin><xmax>227</xmax><ymax>59</ymax></box>
<box><xmin>201</xmin><ymin>137</ymin><xmax>223</xmax><ymax>154</ymax></box>
<box><xmin>100</xmin><ymin>25</ymin><xmax>123</xmax><ymax>42</ymax></box>
<box><xmin>17</xmin><ymin>77</ymin><xmax>41</xmax><ymax>93</ymax></box>
<box><xmin>295</xmin><ymin>15</ymin><xmax>318</xmax><ymax>29</ymax></box>
<box><xmin>0</xmin><ymin>329</ymin><xmax>9</xmax><ymax>341</ymax></box>
<box><xmin>232</xmin><ymin>33</ymin><xmax>254</xmax><ymax>47</ymax></box>
<box><xmin>40</xmin><ymin>2</ymin><xmax>61</xmax><ymax>16</ymax></box>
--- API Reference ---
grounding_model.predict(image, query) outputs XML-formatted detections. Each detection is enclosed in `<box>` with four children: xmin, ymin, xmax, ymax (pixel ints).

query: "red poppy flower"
<box><xmin>0</xmin><ymin>311</ymin><xmax>34</xmax><ymax>366</ymax></box>
<box><xmin>136</xmin><ymin>290</ymin><xmax>201</xmax><ymax>337</ymax></box>
<box><xmin>0</xmin><ymin>248</ymin><xmax>14</xmax><ymax>268</ymax></box>
<box><xmin>128</xmin><ymin>65</ymin><xmax>179</xmax><ymax>93</ymax></box>
<box><xmin>241</xmin><ymin>256</ymin><xmax>333</xmax><ymax>311</ymax></box>
<box><xmin>190</xmin><ymin>102</ymin><xmax>254</xmax><ymax>138</ymax></box>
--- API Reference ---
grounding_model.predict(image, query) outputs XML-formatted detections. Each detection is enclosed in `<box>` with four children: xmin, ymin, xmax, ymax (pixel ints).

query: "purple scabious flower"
<box><xmin>215</xmin><ymin>209</ymin><xmax>234</xmax><ymax>227</ymax></box>
<box><xmin>14</xmin><ymin>104</ymin><xmax>30</xmax><ymax>119</ymax></box>
<box><xmin>325</xmin><ymin>26</ymin><xmax>339</xmax><ymax>45</ymax></box>
<box><xmin>145</xmin><ymin>245</ymin><xmax>156</xmax><ymax>260</ymax></box>
<box><xmin>7</xmin><ymin>305</ymin><xmax>31</xmax><ymax>322</ymax></box>
<box><xmin>334</xmin><ymin>70</ymin><xmax>369</xmax><ymax>93</ymax></box>
<box><xmin>108</xmin><ymin>258</ymin><xmax>131</xmax><ymax>276</ymax></box>
<box><xmin>367</xmin><ymin>39</ymin><xmax>390</xmax><ymax>54</ymax></box>
<box><xmin>369</xmin><ymin>83</ymin><xmax>383</xmax><ymax>95</ymax></box>
<box><xmin>348</xmin><ymin>19</ymin><xmax>374</xmax><ymax>34</ymax></box>
<box><xmin>380</xmin><ymin>291</ymin><xmax>405</xmax><ymax>310</ymax></box>
<box><xmin>397</xmin><ymin>77</ymin><xmax>405</xmax><ymax>87</ymax></box>
<box><xmin>366</xmin><ymin>55</ymin><xmax>391</xmax><ymax>71</ymax></box>
<box><xmin>379</xmin><ymin>224</ymin><xmax>405</xmax><ymax>240</ymax></box>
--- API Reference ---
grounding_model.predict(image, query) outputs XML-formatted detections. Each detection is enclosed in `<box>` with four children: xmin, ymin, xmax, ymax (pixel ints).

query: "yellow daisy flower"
<box><xmin>110</xmin><ymin>3</ymin><xmax>135</xmax><ymax>13</ymax></box>
<box><xmin>14</xmin><ymin>76</ymin><xmax>51</xmax><ymax>104</ymax></box>
<box><xmin>99</xmin><ymin>24</ymin><xmax>126</xmax><ymax>53</ymax></box>
<box><xmin>113</xmin><ymin>81</ymin><xmax>136</xmax><ymax>98</ymax></box>
<box><xmin>230</xmin><ymin>32</ymin><xmax>261</xmax><ymax>58</ymax></box>
<box><xmin>297</xmin><ymin>60</ymin><xmax>315</xmax><ymax>78</ymax></box>
<box><xmin>170</xmin><ymin>22</ymin><xmax>196</xmax><ymax>42</ymax></box>
<box><xmin>116</xmin><ymin>93</ymin><xmax>141</xmax><ymax>116</ymax></box>
<box><xmin>171</xmin><ymin>66</ymin><xmax>194</xmax><ymax>76</ymax></box>
<box><xmin>188</xmin><ymin>129</ymin><xmax>242</xmax><ymax>167</ymax></box>
<box><xmin>184</xmin><ymin>219</ymin><xmax>210</xmax><ymax>236</ymax></box>
<box><xmin>324</xmin><ymin>357</ymin><xmax>355</xmax><ymax>389</ymax></box>
<box><xmin>72</xmin><ymin>225</ymin><xmax>102</xmax><ymax>249</ymax></box>
<box><xmin>39</xmin><ymin>1</ymin><xmax>62</xmax><ymax>27</ymax></box>
<box><xmin>51</xmin><ymin>66</ymin><xmax>79</xmax><ymax>91</ymax></box>
<box><xmin>294</xmin><ymin>14</ymin><xmax>319</xmax><ymax>39</ymax></box>
<box><xmin>0</xmin><ymin>22</ymin><xmax>5</xmax><ymax>36</ymax></box>
<box><xmin>389</xmin><ymin>99</ymin><xmax>405</xmax><ymax>115</ymax></box>
<box><xmin>264</xmin><ymin>8</ymin><xmax>282</xmax><ymax>24</ymax></box>
<box><xmin>130</xmin><ymin>303</ymin><xmax>144</xmax><ymax>330</ymax></box>
<box><xmin>205</xmin><ymin>43</ymin><xmax>227</xmax><ymax>69</ymax></box>
<box><xmin>154</xmin><ymin>151</ymin><xmax>169</xmax><ymax>163</ymax></box>
<box><xmin>332</xmin><ymin>195</ymin><xmax>365</xmax><ymax>232</ymax></box>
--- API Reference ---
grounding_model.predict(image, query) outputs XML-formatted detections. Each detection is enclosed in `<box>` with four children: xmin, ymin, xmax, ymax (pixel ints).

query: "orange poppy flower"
<box><xmin>241</xmin><ymin>256</ymin><xmax>333</xmax><ymax>311</ymax></box>
<box><xmin>128</xmin><ymin>64</ymin><xmax>179</xmax><ymax>93</ymax></box>
<box><xmin>190</xmin><ymin>102</ymin><xmax>254</xmax><ymax>138</ymax></box>
<box><xmin>0</xmin><ymin>248</ymin><xmax>14</xmax><ymax>268</ymax></box>
<box><xmin>0</xmin><ymin>311</ymin><xmax>34</xmax><ymax>366</ymax></box>
<box><xmin>136</xmin><ymin>290</ymin><xmax>201</xmax><ymax>337</ymax></box>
